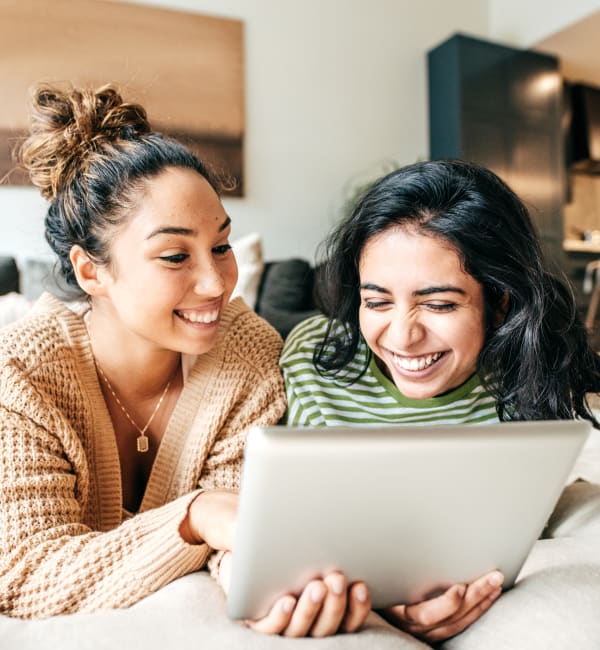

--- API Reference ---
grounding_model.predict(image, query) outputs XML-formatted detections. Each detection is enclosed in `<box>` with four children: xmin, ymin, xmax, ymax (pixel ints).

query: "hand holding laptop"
<box><xmin>381</xmin><ymin>570</ymin><xmax>504</xmax><ymax>643</ymax></box>
<box><xmin>189</xmin><ymin>489</ymin><xmax>500</xmax><ymax>639</ymax></box>
<box><xmin>183</xmin><ymin>490</ymin><xmax>372</xmax><ymax>636</ymax></box>
<box><xmin>193</xmin><ymin>486</ymin><xmax>504</xmax><ymax>641</ymax></box>
<box><xmin>219</xmin><ymin>542</ymin><xmax>501</xmax><ymax>641</ymax></box>
<box><xmin>229</xmin><ymin>564</ymin><xmax>372</xmax><ymax>637</ymax></box>
<box><xmin>227</xmin><ymin>422</ymin><xmax>589</xmax><ymax>640</ymax></box>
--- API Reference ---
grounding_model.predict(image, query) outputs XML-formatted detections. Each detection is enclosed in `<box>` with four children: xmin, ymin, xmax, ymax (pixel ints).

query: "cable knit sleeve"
<box><xmin>0</xmin><ymin>357</ymin><xmax>208</xmax><ymax>619</ymax></box>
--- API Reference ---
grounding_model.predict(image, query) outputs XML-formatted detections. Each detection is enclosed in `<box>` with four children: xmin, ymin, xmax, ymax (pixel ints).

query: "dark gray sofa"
<box><xmin>0</xmin><ymin>256</ymin><xmax>18</xmax><ymax>295</ymax></box>
<box><xmin>255</xmin><ymin>258</ymin><xmax>320</xmax><ymax>338</ymax></box>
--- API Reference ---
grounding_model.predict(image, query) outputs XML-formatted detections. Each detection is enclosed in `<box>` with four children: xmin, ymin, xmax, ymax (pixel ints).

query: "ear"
<box><xmin>69</xmin><ymin>245</ymin><xmax>109</xmax><ymax>297</ymax></box>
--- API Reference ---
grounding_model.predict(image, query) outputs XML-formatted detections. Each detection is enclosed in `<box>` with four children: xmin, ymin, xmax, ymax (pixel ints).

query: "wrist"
<box><xmin>179</xmin><ymin>493</ymin><xmax>205</xmax><ymax>545</ymax></box>
<box><xmin>179</xmin><ymin>489</ymin><xmax>238</xmax><ymax>549</ymax></box>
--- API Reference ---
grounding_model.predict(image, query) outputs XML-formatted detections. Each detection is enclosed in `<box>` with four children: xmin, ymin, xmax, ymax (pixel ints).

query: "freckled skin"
<box><xmin>94</xmin><ymin>167</ymin><xmax>239</xmax><ymax>358</ymax></box>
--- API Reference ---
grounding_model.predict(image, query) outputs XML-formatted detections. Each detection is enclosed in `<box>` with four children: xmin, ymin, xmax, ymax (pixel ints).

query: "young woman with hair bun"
<box><xmin>0</xmin><ymin>84</ymin><xmax>371</xmax><ymax>636</ymax></box>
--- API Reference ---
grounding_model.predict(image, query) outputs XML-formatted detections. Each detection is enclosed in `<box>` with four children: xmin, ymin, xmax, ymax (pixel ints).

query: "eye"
<box><xmin>363</xmin><ymin>299</ymin><xmax>391</xmax><ymax>309</ymax></box>
<box><xmin>212</xmin><ymin>244</ymin><xmax>232</xmax><ymax>256</ymax></box>
<box><xmin>424</xmin><ymin>302</ymin><xmax>457</xmax><ymax>312</ymax></box>
<box><xmin>159</xmin><ymin>253</ymin><xmax>189</xmax><ymax>265</ymax></box>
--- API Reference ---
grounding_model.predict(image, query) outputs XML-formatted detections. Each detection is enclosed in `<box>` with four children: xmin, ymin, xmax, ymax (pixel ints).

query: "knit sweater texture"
<box><xmin>0</xmin><ymin>293</ymin><xmax>286</xmax><ymax>618</ymax></box>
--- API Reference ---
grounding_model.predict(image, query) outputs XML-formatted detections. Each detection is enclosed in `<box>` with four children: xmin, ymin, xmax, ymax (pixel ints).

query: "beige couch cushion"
<box><xmin>0</xmin><ymin>572</ymin><xmax>427</xmax><ymax>650</ymax></box>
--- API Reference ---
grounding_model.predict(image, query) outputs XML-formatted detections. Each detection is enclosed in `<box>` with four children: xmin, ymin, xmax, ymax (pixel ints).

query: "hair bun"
<box><xmin>18</xmin><ymin>84</ymin><xmax>151</xmax><ymax>199</ymax></box>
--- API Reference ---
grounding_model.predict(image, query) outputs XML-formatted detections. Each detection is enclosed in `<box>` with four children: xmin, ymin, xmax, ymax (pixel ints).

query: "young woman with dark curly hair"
<box><xmin>281</xmin><ymin>159</ymin><xmax>600</xmax><ymax>643</ymax></box>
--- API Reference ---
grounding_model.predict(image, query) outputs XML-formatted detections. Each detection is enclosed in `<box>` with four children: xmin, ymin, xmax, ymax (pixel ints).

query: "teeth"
<box><xmin>178</xmin><ymin>309</ymin><xmax>219</xmax><ymax>324</ymax></box>
<box><xmin>393</xmin><ymin>351</ymin><xmax>443</xmax><ymax>371</ymax></box>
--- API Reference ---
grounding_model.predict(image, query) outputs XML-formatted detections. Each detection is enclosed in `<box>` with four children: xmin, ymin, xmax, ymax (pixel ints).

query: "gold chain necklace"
<box><xmin>84</xmin><ymin>309</ymin><xmax>175</xmax><ymax>453</ymax></box>
<box><xmin>94</xmin><ymin>361</ymin><xmax>173</xmax><ymax>453</ymax></box>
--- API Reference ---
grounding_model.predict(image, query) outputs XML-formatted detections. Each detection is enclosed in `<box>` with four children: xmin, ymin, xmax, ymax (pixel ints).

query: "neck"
<box><xmin>85</xmin><ymin>302</ymin><xmax>181</xmax><ymax>399</ymax></box>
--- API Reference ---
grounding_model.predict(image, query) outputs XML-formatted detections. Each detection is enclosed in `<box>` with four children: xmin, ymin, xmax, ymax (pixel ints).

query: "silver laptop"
<box><xmin>227</xmin><ymin>420</ymin><xmax>590</xmax><ymax>620</ymax></box>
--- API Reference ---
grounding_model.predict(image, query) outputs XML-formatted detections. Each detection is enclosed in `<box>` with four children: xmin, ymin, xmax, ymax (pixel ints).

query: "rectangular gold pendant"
<box><xmin>137</xmin><ymin>435</ymin><xmax>149</xmax><ymax>453</ymax></box>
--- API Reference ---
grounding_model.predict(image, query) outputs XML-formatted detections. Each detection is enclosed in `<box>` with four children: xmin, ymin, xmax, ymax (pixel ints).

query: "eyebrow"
<box><xmin>415</xmin><ymin>285</ymin><xmax>466</xmax><ymax>296</ymax></box>
<box><xmin>360</xmin><ymin>283</ymin><xmax>466</xmax><ymax>296</ymax></box>
<box><xmin>145</xmin><ymin>215</ymin><xmax>231</xmax><ymax>240</ymax></box>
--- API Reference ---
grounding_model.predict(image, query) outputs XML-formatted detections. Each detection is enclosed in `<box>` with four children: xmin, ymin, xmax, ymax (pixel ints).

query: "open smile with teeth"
<box><xmin>391</xmin><ymin>351</ymin><xmax>444</xmax><ymax>372</ymax></box>
<box><xmin>175</xmin><ymin>308</ymin><xmax>219</xmax><ymax>324</ymax></box>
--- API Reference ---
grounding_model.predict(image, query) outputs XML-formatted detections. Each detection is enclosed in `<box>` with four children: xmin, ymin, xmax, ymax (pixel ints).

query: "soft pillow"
<box><xmin>20</xmin><ymin>256</ymin><xmax>78</xmax><ymax>301</ymax></box>
<box><xmin>230</xmin><ymin>232</ymin><xmax>264</xmax><ymax>309</ymax></box>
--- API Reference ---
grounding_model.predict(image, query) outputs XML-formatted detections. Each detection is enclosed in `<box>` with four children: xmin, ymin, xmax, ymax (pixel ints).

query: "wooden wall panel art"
<box><xmin>0</xmin><ymin>0</ymin><xmax>245</xmax><ymax>195</ymax></box>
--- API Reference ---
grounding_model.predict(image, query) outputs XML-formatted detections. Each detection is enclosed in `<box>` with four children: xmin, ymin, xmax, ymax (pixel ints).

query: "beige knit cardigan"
<box><xmin>0</xmin><ymin>294</ymin><xmax>286</xmax><ymax>618</ymax></box>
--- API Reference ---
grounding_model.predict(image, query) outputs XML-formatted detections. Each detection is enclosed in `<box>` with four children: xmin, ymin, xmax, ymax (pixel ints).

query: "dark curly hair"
<box><xmin>314</xmin><ymin>159</ymin><xmax>600</xmax><ymax>426</ymax></box>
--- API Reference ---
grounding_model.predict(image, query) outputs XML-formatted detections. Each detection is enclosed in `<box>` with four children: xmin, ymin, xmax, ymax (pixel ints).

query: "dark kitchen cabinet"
<box><xmin>428</xmin><ymin>33</ymin><xmax>565</xmax><ymax>272</ymax></box>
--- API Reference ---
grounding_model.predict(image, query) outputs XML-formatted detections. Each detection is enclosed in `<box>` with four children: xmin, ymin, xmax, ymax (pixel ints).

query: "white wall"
<box><xmin>488</xmin><ymin>0</ymin><xmax>600</xmax><ymax>47</ymax></box>
<box><xmin>0</xmin><ymin>0</ymin><xmax>488</xmax><ymax>265</ymax></box>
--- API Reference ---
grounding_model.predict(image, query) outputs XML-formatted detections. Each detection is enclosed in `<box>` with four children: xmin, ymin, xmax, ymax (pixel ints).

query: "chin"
<box><xmin>167</xmin><ymin>332</ymin><xmax>217</xmax><ymax>356</ymax></box>
<box><xmin>393</xmin><ymin>377</ymin><xmax>447</xmax><ymax>401</ymax></box>
<box><xmin>401</xmin><ymin>388</ymin><xmax>439</xmax><ymax>400</ymax></box>
<box><xmin>184</xmin><ymin>341</ymin><xmax>218</xmax><ymax>356</ymax></box>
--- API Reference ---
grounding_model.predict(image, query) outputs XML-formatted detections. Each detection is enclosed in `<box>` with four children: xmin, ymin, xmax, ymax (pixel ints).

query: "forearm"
<box><xmin>0</xmin><ymin>492</ymin><xmax>207</xmax><ymax>619</ymax></box>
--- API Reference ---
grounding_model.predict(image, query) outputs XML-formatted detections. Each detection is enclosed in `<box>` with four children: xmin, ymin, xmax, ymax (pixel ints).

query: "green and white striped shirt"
<box><xmin>280</xmin><ymin>315</ymin><xmax>499</xmax><ymax>426</ymax></box>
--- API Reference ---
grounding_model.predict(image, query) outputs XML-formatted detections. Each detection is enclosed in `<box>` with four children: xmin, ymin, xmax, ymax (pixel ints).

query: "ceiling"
<box><xmin>536</xmin><ymin>10</ymin><xmax>600</xmax><ymax>87</ymax></box>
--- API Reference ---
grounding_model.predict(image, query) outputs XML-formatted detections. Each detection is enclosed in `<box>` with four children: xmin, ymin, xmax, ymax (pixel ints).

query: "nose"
<box><xmin>388</xmin><ymin>308</ymin><xmax>426</xmax><ymax>350</ymax></box>
<box><xmin>193</xmin><ymin>260</ymin><xmax>226</xmax><ymax>298</ymax></box>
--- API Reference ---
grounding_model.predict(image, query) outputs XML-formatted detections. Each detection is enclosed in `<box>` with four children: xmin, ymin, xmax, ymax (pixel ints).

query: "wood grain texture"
<box><xmin>0</xmin><ymin>0</ymin><xmax>244</xmax><ymax>194</ymax></box>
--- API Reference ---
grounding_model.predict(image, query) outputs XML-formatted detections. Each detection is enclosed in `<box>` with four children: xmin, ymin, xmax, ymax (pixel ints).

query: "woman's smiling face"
<box><xmin>358</xmin><ymin>226</ymin><xmax>486</xmax><ymax>400</ymax></box>
<box><xmin>95</xmin><ymin>166</ymin><xmax>238</xmax><ymax>355</ymax></box>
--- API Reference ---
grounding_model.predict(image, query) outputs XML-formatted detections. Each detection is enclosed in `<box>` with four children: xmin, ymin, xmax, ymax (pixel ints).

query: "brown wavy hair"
<box><xmin>18</xmin><ymin>83</ymin><xmax>221</xmax><ymax>294</ymax></box>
